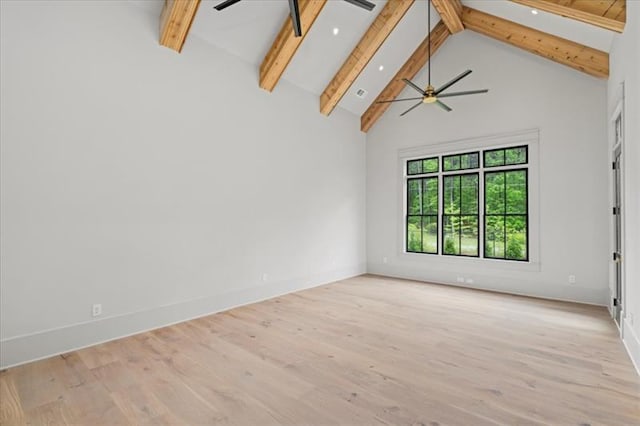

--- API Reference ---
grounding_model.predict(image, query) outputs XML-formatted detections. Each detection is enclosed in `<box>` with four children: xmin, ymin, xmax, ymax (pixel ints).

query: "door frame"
<box><xmin>609</xmin><ymin>95</ymin><xmax>625</xmax><ymax>331</ymax></box>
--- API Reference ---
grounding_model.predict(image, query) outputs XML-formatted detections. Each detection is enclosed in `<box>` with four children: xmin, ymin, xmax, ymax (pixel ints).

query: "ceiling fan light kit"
<box><xmin>377</xmin><ymin>0</ymin><xmax>489</xmax><ymax>116</ymax></box>
<box><xmin>214</xmin><ymin>0</ymin><xmax>376</xmax><ymax>37</ymax></box>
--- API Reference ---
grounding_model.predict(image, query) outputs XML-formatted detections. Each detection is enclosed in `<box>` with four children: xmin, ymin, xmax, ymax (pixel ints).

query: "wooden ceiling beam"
<box><xmin>160</xmin><ymin>0</ymin><xmax>201</xmax><ymax>53</ymax></box>
<box><xmin>510</xmin><ymin>0</ymin><xmax>625</xmax><ymax>32</ymax></box>
<box><xmin>260</xmin><ymin>0</ymin><xmax>328</xmax><ymax>92</ymax></box>
<box><xmin>320</xmin><ymin>0</ymin><xmax>415</xmax><ymax>116</ymax></box>
<box><xmin>462</xmin><ymin>6</ymin><xmax>609</xmax><ymax>79</ymax></box>
<box><xmin>431</xmin><ymin>0</ymin><xmax>464</xmax><ymax>33</ymax></box>
<box><xmin>360</xmin><ymin>21</ymin><xmax>450</xmax><ymax>133</ymax></box>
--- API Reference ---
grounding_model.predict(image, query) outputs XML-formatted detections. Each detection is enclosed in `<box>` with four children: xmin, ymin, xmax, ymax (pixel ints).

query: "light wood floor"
<box><xmin>1</xmin><ymin>275</ymin><xmax>639</xmax><ymax>425</ymax></box>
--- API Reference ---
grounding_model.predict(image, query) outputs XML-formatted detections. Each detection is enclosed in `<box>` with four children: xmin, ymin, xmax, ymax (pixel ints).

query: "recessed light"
<box><xmin>531</xmin><ymin>9</ymin><xmax>538</xmax><ymax>15</ymax></box>
<box><xmin>333</xmin><ymin>27</ymin><xmax>339</xmax><ymax>35</ymax></box>
<box><xmin>378</xmin><ymin>65</ymin><xmax>384</xmax><ymax>71</ymax></box>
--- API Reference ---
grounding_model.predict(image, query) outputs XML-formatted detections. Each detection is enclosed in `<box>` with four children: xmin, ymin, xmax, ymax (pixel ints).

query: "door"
<box><xmin>613</xmin><ymin>146</ymin><xmax>623</xmax><ymax>326</ymax></box>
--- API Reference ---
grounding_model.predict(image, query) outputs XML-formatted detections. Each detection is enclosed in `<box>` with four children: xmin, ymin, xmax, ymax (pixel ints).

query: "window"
<box><xmin>442</xmin><ymin>173</ymin><xmax>479</xmax><ymax>256</ymax></box>
<box><xmin>407</xmin><ymin>157</ymin><xmax>439</xmax><ymax>175</ymax></box>
<box><xmin>406</xmin><ymin>177</ymin><xmax>438</xmax><ymax>254</ymax></box>
<box><xmin>443</xmin><ymin>152</ymin><xmax>479</xmax><ymax>172</ymax></box>
<box><xmin>484</xmin><ymin>169</ymin><xmax>528</xmax><ymax>261</ymax></box>
<box><xmin>483</xmin><ymin>146</ymin><xmax>527</xmax><ymax>168</ymax></box>
<box><xmin>405</xmin><ymin>145</ymin><xmax>529</xmax><ymax>262</ymax></box>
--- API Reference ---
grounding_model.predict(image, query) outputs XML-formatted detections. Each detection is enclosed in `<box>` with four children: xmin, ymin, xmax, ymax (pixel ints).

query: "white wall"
<box><xmin>608</xmin><ymin>0</ymin><xmax>640</xmax><ymax>372</ymax></box>
<box><xmin>366</xmin><ymin>30</ymin><xmax>609</xmax><ymax>305</ymax></box>
<box><xmin>0</xmin><ymin>1</ymin><xmax>366</xmax><ymax>368</ymax></box>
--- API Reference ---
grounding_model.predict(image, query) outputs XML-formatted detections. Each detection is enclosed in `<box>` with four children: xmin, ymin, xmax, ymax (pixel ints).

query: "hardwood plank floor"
<box><xmin>1</xmin><ymin>275</ymin><xmax>638</xmax><ymax>425</ymax></box>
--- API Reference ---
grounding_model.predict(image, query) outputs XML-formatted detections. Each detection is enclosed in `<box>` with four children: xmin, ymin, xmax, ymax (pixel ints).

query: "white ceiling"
<box><xmin>190</xmin><ymin>0</ymin><xmax>616</xmax><ymax>116</ymax></box>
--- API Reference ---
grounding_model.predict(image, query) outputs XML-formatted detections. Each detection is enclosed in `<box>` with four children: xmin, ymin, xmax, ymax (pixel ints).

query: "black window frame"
<box><xmin>404</xmin><ymin>145</ymin><xmax>529</xmax><ymax>263</ymax></box>
<box><xmin>483</xmin><ymin>145</ymin><xmax>528</xmax><ymax>168</ymax></box>
<box><xmin>441</xmin><ymin>171</ymin><xmax>480</xmax><ymax>258</ymax></box>
<box><xmin>407</xmin><ymin>156</ymin><xmax>439</xmax><ymax>176</ymax></box>
<box><xmin>442</xmin><ymin>151</ymin><xmax>480</xmax><ymax>172</ymax></box>
<box><xmin>483</xmin><ymin>168</ymin><xmax>529</xmax><ymax>262</ymax></box>
<box><xmin>406</xmin><ymin>176</ymin><xmax>439</xmax><ymax>255</ymax></box>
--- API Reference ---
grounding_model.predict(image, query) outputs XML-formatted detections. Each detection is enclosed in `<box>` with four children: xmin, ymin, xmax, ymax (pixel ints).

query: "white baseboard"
<box><xmin>0</xmin><ymin>265</ymin><xmax>366</xmax><ymax>369</ymax></box>
<box><xmin>367</xmin><ymin>263</ymin><xmax>608</xmax><ymax>306</ymax></box>
<box><xmin>622</xmin><ymin>318</ymin><xmax>640</xmax><ymax>376</ymax></box>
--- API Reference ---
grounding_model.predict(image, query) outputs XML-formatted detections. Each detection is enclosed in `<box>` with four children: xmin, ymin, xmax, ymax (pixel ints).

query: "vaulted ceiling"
<box><xmin>159</xmin><ymin>0</ymin><xmax>624</xmax><ymax>132</ymax></box>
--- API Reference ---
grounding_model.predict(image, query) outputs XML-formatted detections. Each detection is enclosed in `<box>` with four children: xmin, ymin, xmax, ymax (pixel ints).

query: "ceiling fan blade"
<box><xmin>400</xmin><ymin>101</ymin><xmax>423</xmax><ymax>117</ymax></box>
<box><xmin>435</xmin><ymin>70</ymin><xmax>472</xmax><ymax>95</ymax></box>
<box><xmin>438</xmin><ymin>89</ymin><xmax>489</xmax><ymax>98</ymax></box>
<box><xmin>402</xmin><ymin>79</ymin><xmax>426</xmax><ymax>95</ymax></box>
<box><xmin>342</xmin><ymin>0</ymin><xmax>376</xmax><ymax>11</ymax></box>
<box><xmin>435</xmin><ymin>100</ymin><xmax>452</xmax><ymax>112</ymax></box>
<box><xmin>214</xmin><ymin>0</ymin><xmax>242</xmax><ymax>11</ymax></box>
<box><xmin>376</xmin><ymin>97</ymin><xmax>424</xmax><ymax>104</ymax></box>
<box><xmin>289</xmin><ymin>0</ymin><xmax>302</xmax><ymax>37</ymax></box>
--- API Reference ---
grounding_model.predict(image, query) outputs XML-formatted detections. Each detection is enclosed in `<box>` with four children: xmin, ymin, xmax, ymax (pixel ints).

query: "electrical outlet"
<box><xmin>262</xmin><ymin>273</ymin><xmax>268</xmax><ymax>282</ymax></box>
<box><xmin>92</xmin><ymin>304</ymin><xmax>102</xmax><ymax>317</ymax></box>
<box><xmin>568</xmin><ymin>275</ymin><xmax>576</xmax><ymax>284</ymax></box>
<box><xmin>383</xmin><ymin>257</ymin><xmax>388</xmax><ymax>264</ymax></box>
<box><xmin>456</xmin><ymin>276</ymin><xmax>465</xmax><ymax>283</ymax></box>
<box><xmin>465</xmin><ymin>278</ymin><xmax>474</xmax><ymax>284</ymax></box>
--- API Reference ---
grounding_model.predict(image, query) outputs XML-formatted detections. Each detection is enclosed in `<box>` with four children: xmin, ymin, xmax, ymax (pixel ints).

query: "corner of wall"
<box><xmin>623</xmin><ymin>318</ymin><xmax>640</xmax><ymax>376</ymax></box>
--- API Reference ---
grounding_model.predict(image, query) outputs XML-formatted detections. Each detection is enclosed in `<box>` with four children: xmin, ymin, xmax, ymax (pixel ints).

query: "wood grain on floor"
<box><xmin>1</xmin><ymin>275</ymin><xmax>638</xmax><ymax>425</ymax></box>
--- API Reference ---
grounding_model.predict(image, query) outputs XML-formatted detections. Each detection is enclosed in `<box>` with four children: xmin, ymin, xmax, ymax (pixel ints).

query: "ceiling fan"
<box><xmin>377</xmin><ymin>0</ymin><xmax>488</xmax><ymax>116</ymax></box>
<box><xmin>213</xmin><ymin>0</ymin><xmax>376</xmax><ymax>37</ymax></box>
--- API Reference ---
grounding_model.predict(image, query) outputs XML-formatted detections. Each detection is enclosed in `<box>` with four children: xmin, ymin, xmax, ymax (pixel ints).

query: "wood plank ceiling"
<box><xmin>510</xmin><ymin>0</ymin><xmax>625</xmax><ymax>32</ymax></box>
<box><xmin>159</xmin><ymin>0</ymin><xmax>623</xmax><ymax>133</ymax></box>
<box><xmin>462</xmin><ymin>6</ymin><xmax>610</xmax><ymax>79</ymax></box>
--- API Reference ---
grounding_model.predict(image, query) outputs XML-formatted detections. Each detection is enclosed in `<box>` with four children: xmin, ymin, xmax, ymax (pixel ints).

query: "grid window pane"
<box><xmin>506</xmin><ymin>170</ymin><xmax>527</xmax><ymax>214</ymax></box>
<box><xmin>422</xmin><ymin>216</ymin><xmax>438</xmax><ymax>254</ymax></box>
<box><xmin>461</xmin><ymin>174</ymin><xmax>478</xmax><ymax>214</ymax></box>
<box><xmin>443</xmin><ymin>173</ymin><xmax>479</xmax><ymax>257</ymax></box>
<box><xmin>407</xmin><ymin>216</ymin><xmax>422</xmax><ymax>252</ymax></box>
<box><xmin>408</xmin><ymin>179</ymin><xmax>422</xmax><ymax>215</ymax></box>
<box><xmin>506</xmin><ymin>216</ymin><xmax>527</xmax><ymax>260</ymax></box>
<box><xmin>409</xmin><ymin>157</ymin><xmax>440</xmax><ymax>175</ymax></box>
<box><xmin>485</xmin><ymin>216</ymin><xmax>505</xmax><ymax>258</ymax></box>
<box><xmin>461</xmin><ymin>153</ymin><xmax>479</xmax><ymax>169</ymax></box>
<box><xmin>443</xmin><ymin>216</ymin><xmax>460</xmax><ymax>255</ymax></box>
<box><xmin>423</xmin><ymin>158</ymin><xmax>439</xmax><ymax>173</ymax></box>
<box><xmin>422</xmin><ymin>178</ymin><xmax>438</xmax><ymax>214</ymax></box>
<box><xmin>484</xmin><ymin>168</ymin><xmax>528</xmax><ymax>261</ymax></box>
<box><xmin>444</xmin><ymin>152</ymin><xmax>479</xmax><ymax>171</ymax></box>
<box><xmin>460</xmin><ymin>216</ymin><xmax>479</xmax><ymax>256</ymax></box>
<box><xmin>484</xmin><ymin>149</ymin><xmax>505</xmax><ymax>167</ymax></box>
<box><xmin>443</xmin><ymin>155</ymin><xmax>460</xmax><ymax>172</ymax></box>
<box><xmin>443</xmin><ymin>175</ymin><xmax>461</xmax><ymax>214</ymax></box>
<box><xmin>505</xmin><ymin>147</ymin><xmax>527</xmax><ymax>165</ymax></box>
<box><xmin>485</xmin><ymin>172</ymin><xmax>505</xmax><ymax>214</ymax></box>
<box><xmin>407</xmin><ymin>177</ymin><xmax>439</xmax><ymax>254</ymax></box>
<box><xmin>408</xmin><ymin>160</ymin><xmax>422</xmax><ymax>175</ymax></box>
